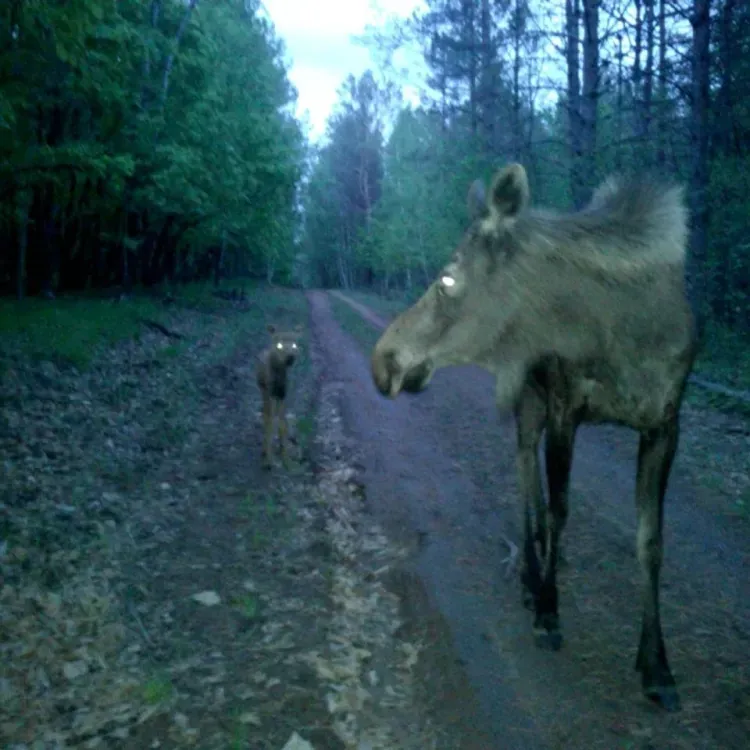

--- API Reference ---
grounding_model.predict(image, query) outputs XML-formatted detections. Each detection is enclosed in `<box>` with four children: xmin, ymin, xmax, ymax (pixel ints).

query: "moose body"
<box><xmin>256</xmin><ymin>324</ymin><xmax>302</xmax><ymax>469</ymax></box>
<box><xmin>370</xmin><ymin>164</ymin><xmax>696</xmax><ymax>711</ymax></box>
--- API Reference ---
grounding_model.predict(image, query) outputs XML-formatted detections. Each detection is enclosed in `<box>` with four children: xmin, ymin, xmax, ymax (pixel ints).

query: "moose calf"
<box><xmin>256</xmin><ymin>324</ymin><xmax>302</xmax><ymax>469</ymax></box>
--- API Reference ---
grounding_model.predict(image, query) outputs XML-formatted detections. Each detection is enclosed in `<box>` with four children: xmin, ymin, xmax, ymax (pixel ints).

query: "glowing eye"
<box><xmin>440</xmin><ymin>275</ymin><xmax>456</xmax><ymax>288</ymax></box>
<box><xmin>276</xmin><ymin>342</ymin><xmax>283</xmax><ymax>349</ymax></box>
<box><xmin>292</xmin><ymin>343</ymin><xmax>297</xmax><ymax>349</ymax></box>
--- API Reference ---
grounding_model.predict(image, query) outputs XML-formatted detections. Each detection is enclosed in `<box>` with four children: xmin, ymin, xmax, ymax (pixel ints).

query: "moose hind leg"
<box><xmin>634</xmin><ymin>419</ymin><xmax>680</xmax><ymax>711</ymax></box>
<box><xmin>276</xmin><ymin>398</ymin><xmax>290</xmax><ymax>466</ymax></box>
<box><xmin>533</xmin><ymin>411</ymin><xmax>574</xmax><ymax>651</ymax></box>
<box><xmin>515</xmin><ymin>383</ymin><xmax>546</xmax><ymax>611</ymax></box>
<box><xmin>261</xmin><ymin>395</ymin><xmax>275</xmax><ymax>469</ymax></box>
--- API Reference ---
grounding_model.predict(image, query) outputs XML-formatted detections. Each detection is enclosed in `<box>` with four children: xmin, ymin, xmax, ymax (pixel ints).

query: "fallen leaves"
<box><xmin>282</xmin><ymin>731</ymin><xmax>315</xmax><ymax>750</ymax></box>
<box><xmin>0</xmin><ymin>293</ymin><xmax>441</xmax><ymax>749</ymax></box>
<box><xmin>190</xmin><ymin>590</ymin><xmax>221</xmax><ymax>606</ymax></box>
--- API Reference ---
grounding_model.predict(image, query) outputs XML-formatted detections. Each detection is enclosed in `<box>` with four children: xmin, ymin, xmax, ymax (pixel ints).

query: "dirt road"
<box><xmin>310</xmin><ymin>289</ymin><xmax>750</xmax><ymax>750</ymax></box>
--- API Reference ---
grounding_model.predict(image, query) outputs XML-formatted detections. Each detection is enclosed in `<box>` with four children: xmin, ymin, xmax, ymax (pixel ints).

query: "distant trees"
<box><xmin>0</xmin><ymin>0</ymin><xmax>305</xmax><ymax>298</ymax></box>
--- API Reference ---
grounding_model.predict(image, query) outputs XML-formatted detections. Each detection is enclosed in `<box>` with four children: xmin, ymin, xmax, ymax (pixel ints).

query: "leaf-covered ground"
<box><xmin>0</xmin><ymin>288</ymin><xmax>444</xmax><ymax>749</ymax></box>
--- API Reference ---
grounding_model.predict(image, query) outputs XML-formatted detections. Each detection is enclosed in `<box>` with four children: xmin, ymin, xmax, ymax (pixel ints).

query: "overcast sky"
<box><xmin>262</xmin><ymin>0</ymin><xmax>426</xmax><ymax>142</ymax></box>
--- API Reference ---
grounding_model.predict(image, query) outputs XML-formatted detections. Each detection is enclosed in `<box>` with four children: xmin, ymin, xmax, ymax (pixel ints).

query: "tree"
<box><xmin>0</xmin><ymin>0</ymin><xmax>305</xmax><ymax>297</ymax></box>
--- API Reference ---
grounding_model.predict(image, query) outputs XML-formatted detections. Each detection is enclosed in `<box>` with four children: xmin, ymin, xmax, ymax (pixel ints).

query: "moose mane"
<box><xmin>509</xmin><ymin>175</ymin><xmax>689</xmax><ymax>277</ymax></box>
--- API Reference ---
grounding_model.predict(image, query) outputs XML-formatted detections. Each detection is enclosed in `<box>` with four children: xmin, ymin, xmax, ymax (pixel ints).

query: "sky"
<box><xmin>262</xmin><ymin>0</ymin><xmax>427</xmax><ymax>143</ymax></box>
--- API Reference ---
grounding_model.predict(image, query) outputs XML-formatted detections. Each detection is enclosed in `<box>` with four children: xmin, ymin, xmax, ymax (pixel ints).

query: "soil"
<box><xmin>2</xmin><ymin>286</ymin><xmax>749</xmax><ymax>750</ymax></box>
<box><xmin>0</xmin><ymin>292</ymin><xmax>449</xmax><ymax>750</ymax></box>
<box><xmin>317</xmin><ymin>289</ymin><xmax>750</xmax><ymax>750</ymax></box>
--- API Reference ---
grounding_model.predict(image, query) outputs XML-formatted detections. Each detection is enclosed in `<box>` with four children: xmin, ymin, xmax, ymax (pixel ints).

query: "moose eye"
<box><xmin>292</xmin><ymin>343</ymin><xmax>297</xmax><ymax>349</ymax></box>
<box><xmin>276</xmin><ymin>342</ymin><xmax>283</xmax><ymax>350</ymax></box>
<box><xmin>440</xmin><ymin>274</ymin><xmax>456</xmax><ymax>288</ymax></box>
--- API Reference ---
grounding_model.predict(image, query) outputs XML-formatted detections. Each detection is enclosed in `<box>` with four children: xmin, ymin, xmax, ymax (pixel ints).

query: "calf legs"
<box><xmin>261</xmin><ymin>394</ymin><xmax>292</xmax><ymax>469</ymax></box>
<box><xmin>634</xmin><ymin>419</ymin><xmax>680</xmax><ymax>711</ymax></box>
<box><xmin>277</xmin><ymin>399</ymin><xmax>290</xmax><ymax>465</ymax></box>
<box><xmin>261</xmin><ymin>394</ymin><xmax>275</xmax><ymax>469</ymax></box>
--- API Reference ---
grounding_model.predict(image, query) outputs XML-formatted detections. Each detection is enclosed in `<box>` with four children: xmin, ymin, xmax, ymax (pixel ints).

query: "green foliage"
<box><xmin>301</xmin><ymin>71</ymin><xmax>386</xmax><ymax>288</ymax></box>
<box><xmin>0</xmin><ymin>296</ymin><xmax>164</xmax><ymax>368</ymax></box>
<box><xmin>0</xmin><ymin>0</ymin><xmax>305</xmax><ymax>296</ymax></box>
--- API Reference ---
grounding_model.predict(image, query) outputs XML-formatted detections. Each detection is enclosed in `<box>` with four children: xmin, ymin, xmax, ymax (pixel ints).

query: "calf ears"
<box><xmin>467</xmin><ymin>163</ymin><xmax>530</xmax><ymax>225</ymax></box>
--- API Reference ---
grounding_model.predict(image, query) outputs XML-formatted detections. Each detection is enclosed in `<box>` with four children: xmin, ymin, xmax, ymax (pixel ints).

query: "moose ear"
<box><xmin>267</xmin><ymin>324</ymin><xmax>276</xmax><ymax>334</ymax></box>
<box><xmin>489</xmin><ymin>163</ymin><xmax>529</xmax><ymax>219</ymax></box>
<box><xmin>467</xmin><ymin>179</ymin><xmax>488</xmax><ymax>221</ymax></box>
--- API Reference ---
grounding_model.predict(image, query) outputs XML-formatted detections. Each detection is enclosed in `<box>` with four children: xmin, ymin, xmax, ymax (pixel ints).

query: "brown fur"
<box><xmin>370</xmin><ymin>163</ymin><xmax>697</xmax><ymax>711</ymax></box>
<box><xmin>256</xmin><ymin>324</ymin><xmax>302</xmax><ymax>469</ymax></box>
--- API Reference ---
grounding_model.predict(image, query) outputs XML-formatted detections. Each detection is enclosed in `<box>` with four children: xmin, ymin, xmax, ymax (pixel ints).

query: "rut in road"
<box><xmin>310</xmin><ymin>289</ymin><xmax>750</xmax><ymax>750</ymax></box>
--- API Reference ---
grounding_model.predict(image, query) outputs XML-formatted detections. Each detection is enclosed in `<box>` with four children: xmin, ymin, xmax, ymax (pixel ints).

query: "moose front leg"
<box><xmin>514</xmin><ymin>383</ymin><xmax>547</xmax><ymax>611</ymax></box>
<box><xmin>634</xmin><ymin>419</ymin><xmax>680</xmax><ymax>711</ymax></box>
<box><xmin>276</xmin><ymin>398</ymin><xmax>291</xmax><ymax>467</ymax></box>
<box><xmin>533</xmin><ymin>406</ymin><xmax>575</xmax><ymax>651</ymax></box>
<box><xmin>261</xmin><ymin>395</ymin><xmax>275</xmax><ymax>470</ymax></box>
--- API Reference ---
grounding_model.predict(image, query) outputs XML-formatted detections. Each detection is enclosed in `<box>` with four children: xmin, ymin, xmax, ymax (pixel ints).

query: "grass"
<box><xmin>345</xmin><ymin>288</ymin><xmax>414</xmax><ymax>319</ymax></box>
<box><xmin>693</xmin><ymin>320</ymin><xmax>750</xmax><ymax>390</ymax></box>
<box><xmin>329</xmin><ymin>295</ymin><xmax>383</xmax><ymax>351</ymax></box>
<box><xmin>231</xmin><ymin>593</ymin><xmax>260</xmax><ymax>621</ymax></box>
<box><xmin>142</xmin><ymin>676</ymin><xmax>174</xmax><ymax>706</ymax></box>
<box><xmin>0</xmin><ymin>295</ymin><xmax>166</xmax><ymax>369</ymax></box>
<box><xmin>0</xmin><ymin>280</ymin><xmax>312</xmax><ymax>373</ymax></box>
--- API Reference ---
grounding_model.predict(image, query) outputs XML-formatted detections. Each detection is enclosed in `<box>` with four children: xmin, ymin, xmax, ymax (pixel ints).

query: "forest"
<box><xmin>1</xmin><ymin>0</ymin><xmax>748</xmax><ymax>378</ymax></box>
<box><xmin>0</xmin><ymin>0</ymin><xmax>304</xmax><ymax>297</ymax></box>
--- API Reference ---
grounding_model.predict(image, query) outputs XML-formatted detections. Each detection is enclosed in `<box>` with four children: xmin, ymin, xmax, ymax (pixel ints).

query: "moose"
<box><xmin>370</xmin><ymin>163</ymin><xmax>697</xmax><ymax>711</ymax></box>
<box><xmin>256</xmin><ymin>324</ymin><xmax>303</xmax><ymax>469</ymax></box>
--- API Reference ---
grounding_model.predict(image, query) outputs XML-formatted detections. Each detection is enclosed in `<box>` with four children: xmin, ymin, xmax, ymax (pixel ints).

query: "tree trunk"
<box><xmin>512</xmin><ymin>0</ymin><xmax>523</xmax><ymax>160</ymax></box>
<box><xmin>160</xmin><ymin>1</ymin><xmax>200</xmax><ymax>109</ymax></box>
<box><xmin>15</xmin><ymin>190</ymin><xmax>30</xmax><ymax>301</ymax></box>
<box><xmin>214</xmin><ymin>229</ymin><xmax>226</xmax><ymax>288</ymax></box>
<box><xmin>479</xmin><ymin>0</ymin><xmax>494</xmax><ymax>153</ymax></box>
<box><xmin>463</xmin><ymin>0</ymin><xmax>478</xmax><ymax>136</ymax></box>
<box><xmin>580</xmin><ymin>0</ymin><xmax>599</xmax><ymax>197</ymax></box>
<box><xmin>565</xmin><ymin>0</ymin><xmax>583</xmax><ymax>207</ymax></box>
<box><xmin>616</xmin><ymin>33</ymin><xmax>623</xmax><ymax>170</ymax></box>
<box><xmin>656</xmin><ymin>0</ymin><xmax>668</xmax><ymax>166</ymax></box>
<box><xmin>643</xmin><ymin>0</ymin><xmax>655</xmax><ymax>152</ymax></box>
<box><xmin>688</xmin><ymin>0</ymin><xmax>711</xmax><ymax>333</ymax></box>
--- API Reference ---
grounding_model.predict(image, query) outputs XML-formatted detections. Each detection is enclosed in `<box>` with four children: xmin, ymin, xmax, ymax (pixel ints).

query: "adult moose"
<box><xmin>370</xmin><ymin>164</ymin><xmax>696</xmax><ymax>711</ymax></box>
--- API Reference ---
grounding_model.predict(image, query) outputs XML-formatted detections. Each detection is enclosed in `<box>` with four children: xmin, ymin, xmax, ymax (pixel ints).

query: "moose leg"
<box><xmin>261</xmin><ymin>395</ymin><xmax>275</xmax><ymax>470</ymax></box>
<box><xmin>514</xmin><ymin>382</ymin><xmax>547</xmax><ymax>611</ymax></box>
<box><xmin>276</xmin><ymin>398</ymin><xmax>290</xmax><ymax>466</ymax></box>
<box><xmin>533</xmin><ymin>406</ymin><xmax>575</xmax><ymax>651</ymax></box>
<box><xmin>634</xmin><ymin>419</ymin><xmax>680</xmax><ymax>711</ymax></box>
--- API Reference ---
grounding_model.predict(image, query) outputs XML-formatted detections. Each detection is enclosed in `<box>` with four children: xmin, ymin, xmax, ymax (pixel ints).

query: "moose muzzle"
<box><xmin>371</xmin><ymin>347</ymin><xmax>433</xmax><ymax>398</ymax></box>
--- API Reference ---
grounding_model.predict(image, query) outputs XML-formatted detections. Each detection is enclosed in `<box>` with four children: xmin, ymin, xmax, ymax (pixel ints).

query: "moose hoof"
<box><xmin>644</xmin><ymin>684</ymin><xmax>681</xmax><ymax>713</ymax></box>
<box><xmin>533</xmin><ymin>611</ymin><xmax>562</xmax><ymax>651</ymax></box>
<box><xmin>533</xmin><ymin>627</ymin><xmax>563</xmax><ymax>651</ymax></box>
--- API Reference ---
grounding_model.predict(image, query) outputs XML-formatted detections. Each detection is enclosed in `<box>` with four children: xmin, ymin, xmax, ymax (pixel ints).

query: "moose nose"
<box><xmin>371</xmin><ymin>349</ymin><xmax>402</xmax><ymax>397</ymax></box>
